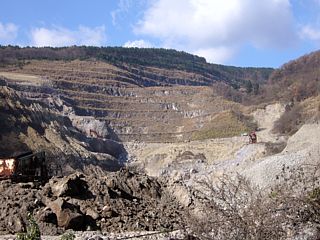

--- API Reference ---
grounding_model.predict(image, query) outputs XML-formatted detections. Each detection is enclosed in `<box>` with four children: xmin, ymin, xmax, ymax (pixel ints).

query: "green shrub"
<box><xmin>60</xmin><ymin>232</ymin><xmax>76</xmax><ymax>240</ymax></box>
<box><xmin>16</xmin><ymin>213</ymin><xmax>41</xmax><ymax>240</ymax></box>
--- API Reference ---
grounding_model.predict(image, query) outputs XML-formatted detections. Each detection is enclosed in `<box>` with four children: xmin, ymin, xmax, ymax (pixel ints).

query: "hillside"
<box><xmin>1</xmin><ymin>47</ymin><xmax>319</xmax><ymax>155</ymax></box>
<box><xmin>252</xmin><ymin>50</ymin><xmax>320</xmax><ymax>135</ymax></box>
<box><xmin>0</xmin><ymin>46</ymin><xmax>272</xmax><ymax>177</ymax></box>
<box><xmin>0</xmin><ymin>46</ymin><xmax>273</xmax><ymax>87</ymax></box>
<box><xmin>0</xmin><ymin>46</ymin><xmax>270</xmax><ymax>145</ymax></box>
<box><xmin>265</xmin><ymin>50</ymin><xmax>320</xmax><ymax>102</ymax></box>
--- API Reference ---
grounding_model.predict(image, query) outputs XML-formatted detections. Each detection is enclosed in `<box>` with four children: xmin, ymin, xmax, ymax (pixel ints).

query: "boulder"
<box><xmin>47</xmin><ymin>198</ymin><xmax>85</xmax><ymax>230</ymax></box>
<box><xmin>50</xmin><ymin>173</ymin><xmax>92</xmax><ymax>199</ymax></box>
<box><xmin>86</xmin><ymin>208</ymin><xmax>100</xmax><ymax>220</ymax></box>
<box><xmin>101</xmin><ymin>205</ymin><xmax>115</xmax><ymax>218</ymax></box>
<box><xmin>36</xmin><ymin>207</ymin><xmax>57</xmax><ymax>224</ymax></box>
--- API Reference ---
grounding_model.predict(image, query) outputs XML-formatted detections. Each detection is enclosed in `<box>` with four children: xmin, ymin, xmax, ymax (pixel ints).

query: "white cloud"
<box><xmin>123</xmin><ymin>39</ymin><xmax>153</xmax><ymax>48</ymax></box>
<box><xmin>111</xmin><ymin>0</ymin><xmax>132</xmax><ymax>26</ymax></box>
<box><xmin>30</xmin><ymin>25</ymin><xmax>106</xmax><ymax>47</ymax></box>
<box><xmin>134</xmin><ymin>0</ymin><xmax>297</xmax><ymax>63</ymax></box>
<box><xmin>77</xmin><ymin>26</ymin><xmax>106</xmax><ymax>46</ymax></box>
<box><xmin>0</xmin><ymin>22</ymin><xmax>18</xmax><ymax>44</ymax></box>
<box><xmin>300</xmin><ymin>25</ymin><xmax>320</xmax><ymax>41</ymax></box>
<box><xmin>194</xmin><ymin>46</ymin><xmax>236</xmax><ymax>64</ymax></box>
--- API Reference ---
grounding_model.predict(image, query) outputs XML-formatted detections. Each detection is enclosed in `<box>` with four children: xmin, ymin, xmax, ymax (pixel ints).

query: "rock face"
<box><xmin>70</xmin><ymin>116</ymin><xmax>110</xmax><ymax>139</ymax></box>
<box><xmin>0</xmin><ymin>170</ymin><xmax>186</xmax><ymax>235</ymax></box>
<box><xmin>0</xmin><ymin>85</ymin><xmax>126</xmax><ymax>174</ymax></box>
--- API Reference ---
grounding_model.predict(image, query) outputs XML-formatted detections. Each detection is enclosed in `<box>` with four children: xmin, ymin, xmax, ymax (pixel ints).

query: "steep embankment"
<box><xmin>0</xmin><ymin>83</ymin><xmax>125</xmax><ymax>174</ymax></box>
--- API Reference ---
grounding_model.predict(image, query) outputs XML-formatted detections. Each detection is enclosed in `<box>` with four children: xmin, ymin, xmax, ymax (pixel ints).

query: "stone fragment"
<box><xmin>48</xmin><ymin>198</ymin><xmax>85</xmax><ymax>230</ymax></box>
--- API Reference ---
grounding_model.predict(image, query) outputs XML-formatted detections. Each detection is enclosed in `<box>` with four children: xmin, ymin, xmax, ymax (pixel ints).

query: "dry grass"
<box><xmin>273</xmin><ymin>104</ymin><xmax>303</xmax><ymax>135</ymax></box>
<box><xmin>191</xmin><ymin>110</ymin><xmax>257</xmax><ymax>140</ymax></box>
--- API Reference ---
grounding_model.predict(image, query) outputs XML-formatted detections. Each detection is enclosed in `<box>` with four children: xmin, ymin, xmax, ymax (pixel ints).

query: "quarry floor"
<box><xmin>125</xmin><ymin>103</ymin><xmax>287</xmax><ymax>177</ymax></box>
<box><xmin>125</xmin><ymin>102</ymin><xmax>320</xmax><ymax>191</ymax></box>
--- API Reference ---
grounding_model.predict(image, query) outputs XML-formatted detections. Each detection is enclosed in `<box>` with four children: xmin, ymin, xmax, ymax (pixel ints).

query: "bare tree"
<box><xmin>188</xmin><ymin>166</ymin><xmax>320</xmax><ymax>240</ymax></box>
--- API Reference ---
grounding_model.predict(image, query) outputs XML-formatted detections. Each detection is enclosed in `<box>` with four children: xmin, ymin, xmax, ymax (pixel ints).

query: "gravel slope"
<box><xmin>242</xmin><ymin>123</ymin><xmax>320</xmax><ymax>189</ymax></box>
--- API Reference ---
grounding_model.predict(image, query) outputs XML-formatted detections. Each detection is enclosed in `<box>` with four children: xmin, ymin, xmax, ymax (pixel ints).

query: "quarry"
<box><xmin>0</xmin><ymin>47</ymin><xmax>320</xmax><ymax>239</ymax></box>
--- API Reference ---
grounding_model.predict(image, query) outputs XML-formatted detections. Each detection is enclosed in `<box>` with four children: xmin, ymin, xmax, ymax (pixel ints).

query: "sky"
<box><xmin>1</xmin><ymin>0</ymin><xmax>320</xmax><ymax>68</ymax></box>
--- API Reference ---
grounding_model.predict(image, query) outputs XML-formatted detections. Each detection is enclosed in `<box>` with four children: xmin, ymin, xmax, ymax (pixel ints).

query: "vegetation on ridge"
<box><xmin>0</xmin><ymin>45</ymin><xmax>273</xmax><ymax>88</ymax></box>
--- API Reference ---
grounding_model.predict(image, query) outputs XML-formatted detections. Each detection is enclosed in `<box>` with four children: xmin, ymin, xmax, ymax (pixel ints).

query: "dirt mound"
<box><xmin>242</xmin><ymin>123</ymin><xmax>320</xmax><ymax>188</ymax></box>
<box><xmin>0</xmin><ymin>170</ymin><xmax>185</xmax><ymax>235</ymax></box>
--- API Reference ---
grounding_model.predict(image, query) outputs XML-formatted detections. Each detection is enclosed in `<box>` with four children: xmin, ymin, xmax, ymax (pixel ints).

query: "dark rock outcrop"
<box><xmin>0</xmin><ymin>171</ymin><xmax>186</xmax><ymax>235</ymax></box>
<box><xmin>47</xmin><ymin>198</ymin><xmax>85</xmax><ymax>230</ymax></box>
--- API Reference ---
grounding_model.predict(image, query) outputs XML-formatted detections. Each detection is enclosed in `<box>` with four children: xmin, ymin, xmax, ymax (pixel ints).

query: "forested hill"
<box><xmin>0</xmin><ymin>46</ymin><xmax>273</xmax><ymax>88</ymax></box>
<box><xmin>267</xmin><ymin>50</ymin><xmax>320</xmax><ymax>101</ymax></box>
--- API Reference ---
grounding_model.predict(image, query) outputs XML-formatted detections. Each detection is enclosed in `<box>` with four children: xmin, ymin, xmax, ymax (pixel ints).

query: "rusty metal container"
<box><xmin>0</xmin><ymin>158</ymin><xmax>16</xmax><ymax>179</ymax></box>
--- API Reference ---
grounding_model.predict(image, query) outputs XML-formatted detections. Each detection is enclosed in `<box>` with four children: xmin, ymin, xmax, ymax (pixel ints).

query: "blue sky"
<box><xmin>1</xmin><ymin>0</ymin><xmax>320</xmax><ymax>68</ymax></box>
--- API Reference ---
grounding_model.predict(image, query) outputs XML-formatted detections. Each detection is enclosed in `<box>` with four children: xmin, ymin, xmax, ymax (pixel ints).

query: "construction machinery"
<box><xmin>0</xmin><ymin>151</ymin><xmax>49</xmax><ymax>183</ymax></box>
<box><xmin>249</xmin><ymin>131</ymin><xmax>257</xmax><ymax>144</ymax></box>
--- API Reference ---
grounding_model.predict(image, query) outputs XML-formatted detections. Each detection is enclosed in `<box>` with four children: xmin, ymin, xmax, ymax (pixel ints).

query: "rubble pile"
<box><xmin>0</xmin><ymin>170</ymin><xmax>186</xmax><ymax>235</ymax></box>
